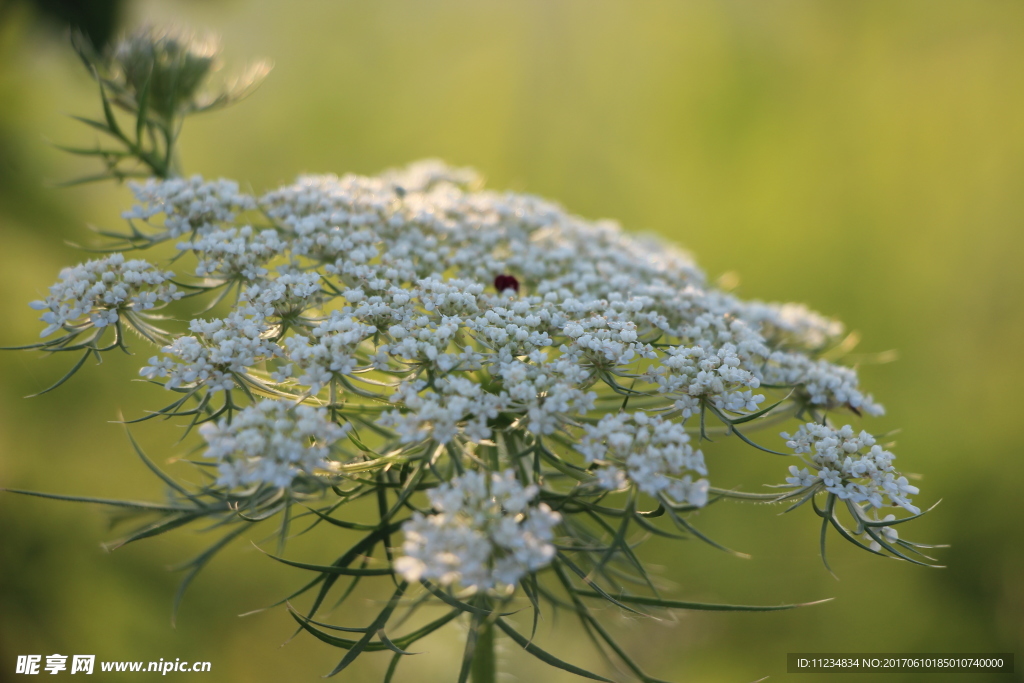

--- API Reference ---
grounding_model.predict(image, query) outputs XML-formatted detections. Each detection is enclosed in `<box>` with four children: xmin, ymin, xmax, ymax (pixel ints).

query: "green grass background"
<box><xmin>1</xmin><ymin>1</ymin><xmax>1022</xmax><ymax>681</ymax></box>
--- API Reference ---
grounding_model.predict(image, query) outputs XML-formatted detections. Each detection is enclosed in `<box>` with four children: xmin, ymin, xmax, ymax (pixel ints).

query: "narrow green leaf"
<box><xmin>288</xmin><ymin>611</ymin><xmax>365</xmax><ymax>650</ymax></box>
<box><xmin>68</xmin><ymin>114</ymin><xmax>119</xmax><ymax>137</ymax></box>
<box><xmin>707</xmin><ymin>487</ymin><xmax>787</xmax><ymax>501</ymax></box>
<box><xmin>815</xmin><ymin>494</ymin><xmax>837</xmax><ymax>578</ymax></box>
<box><xmin>326</xmin><ymin>582</ymin><xmax>408</xmax><ymax>677</ymax></box>
<box><xmin>301</xmin><ymin>506</ymin><xmax>380</xmax><ymax>531</ymax></box>
<box><xmin>172</xmin><ymin>525</ymin><xmax>248</xmax><ymax>626</ymax></box>
<box><xmin>583</xmin><ymin>504</ymin><xmax>656</xmax><ymax>593</ymax></box>
<box><xmin>305</xmin><ymin>522</ymin><xmax>403</xmax><ymax>620</ymax></box>
<box><xmin>520</xmin><ymin>575</ymin><xmax>542</xmax><ymax>642</ymax></box>
<box><xmin>118</xmin><ymin>393</ymin><xmax>196</xmax><ymax>424</ymax></box>
<box><xmin>781</xmin><ymin>485</ymin><xmax>821</xmax><ymax>514</ymax></box>
<box><xmin>135</xmin><ymin>67</ymin><xmax>153</xmax><ymax>145</ymax></box>
<box><xmin>383</xmin><ymin>461</ymin><xmax>428</xmax><ymax>522</ymax></box>
<box><xmin>390</xmin><ymin>608</ymin><xmax>461</xmax><ymax>648</ymax></box>
<box><xmin>95</xmin><ymin>70</ymin><xmax>126</xmax><ymax>141</ymax></box>
<box><xmin>547</xmin><ymin>562</ymin><xmax>621</xmax><ymax>673</ymax></box>
<box><xmin>595</xmin><ymin>499</ymin><xmax>633</xmax><ymax>573</ymax></box>
<box><xmin>376</xmin><ymin>476</ymin><xmax>396</xmax><ymax>581</ymax></box>
<box><xmin>421</xmin><ymin>581</ymin><xmax>499</xmax><ymax>617</ymax></box>
<box><xmin>377</xmin><ymin>629</ymin><xmax>418</xmax><ymax>656</ymax></box>
<box><xmin>25</xmin><ymin>349</ymin><xmax>92</xmax><ymax>397</ymax></box>
<box><xmin>853</xmin><ymin>499</ymin><xmax>942</xmax><ymax>528</ymax></box>
<box><xmin>574</xmin><ymin>609</ymin><xmax>675</xmax><ymax>683</ymax></box>
<box><xmin>555</xmin><ymin>552</ymin><xmax>645</xmax><ymax>616</ymax></box>
<box><xmin>104</xmin><ymin>511</ymin><xmax>205</xmax><ymax>551</ymax></box>
<box><xmin>630</xmin><ymin>512</ymin><xmax>688</xmax><ymax>540</ymax></box>
<box><xmin>0</xmin><ymin>488</ymin><xmax>192</xmax><ymax>512</ymax></box>
<box><xmin>383</xmin><ymin>653</ymin><xmax>402</xmax><ymax>683</ymax></box>
<box><xmin>699</xmin><ymin>399</ymin><xmax>712</xmax><ymax>442</ymax></box>
<box><xmin>458</xmin><ymin>611</ymin><xmax>484</xmax><ymax>683</ymax></box>
<box><xmin>659</xmin><ymin>497</ymin><xmax>750</xmax><ymax>557</ymax></box>
<box><xmin>48</xmin><ymin>142</ymin><xmax>133</xmax><ymax>157</ymax></box>
<box><xmin>723</xmin><ymin>391</ymin><xmax>794</xmax><ymax>425</ymax></box>
<box><xmin>574</xmin><ymin>590</ymin><xmax>833</xmax><ymax>612</ymax></box>
<box><xmin>494</xmin><ymin>618</ymin><xmax>613</xmax><ymax>682</ymax></box>
<box><xmin>257</xmin><ymin>549</ymin><xmax>394</xmax><ymax>576</ymax></box>
<box><xmin>285</xmin><ymin>610</ymin><xmax>369</xmax><ymax>634</ymax></box>
<box><xmin>863</xmin><ymin>526</ymin><xmax>944</xmax><ymax>568</ymax></box>
<box><xmin>124</xmin><ymin>427</ymin><xmax>206</xmax><ymax>506</ymax></box>
<box><xmin>893</xmin><ymin>539</ymin><xmax>943</xmax><ymax>562</ymax></box>
<box><xmin>704</xmin><ymin>403</ymin><xmax>792</xmax><ymax>455</ymax></box>
<box><xmin>731</xmin><ymin>425</ymin><xmax>792</xmax><ymax>455</ymax></box>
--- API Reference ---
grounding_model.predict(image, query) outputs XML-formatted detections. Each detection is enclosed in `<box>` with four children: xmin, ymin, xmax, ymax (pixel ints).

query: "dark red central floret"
<box><xmin>494</xmin><ymin>274</ymin><xmax>520</xmax><ymax>294</ymax></box>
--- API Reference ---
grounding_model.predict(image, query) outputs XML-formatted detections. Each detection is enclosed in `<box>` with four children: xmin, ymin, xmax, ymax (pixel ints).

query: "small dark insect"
<box><xmin>494</xmin><ymin>274</ymin><xmax>520</xmax><ymax>294</ymax></box>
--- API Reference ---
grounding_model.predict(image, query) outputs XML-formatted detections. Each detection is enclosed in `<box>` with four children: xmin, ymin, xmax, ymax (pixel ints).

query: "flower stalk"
<box><xmin>471</xmin><ymin>620</ymin><xmax>496</xmax><ymax>683</ymax></box>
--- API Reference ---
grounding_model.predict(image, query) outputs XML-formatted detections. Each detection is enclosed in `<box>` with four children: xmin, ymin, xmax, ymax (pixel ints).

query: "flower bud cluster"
<box><xmin>112</xmin><ymin>26</ymin><xmax>220</xmax><ymax>122</ymax></box>
<box><xmin>395</xmin><ymin>470</ymin><xmax>561</xmax><ymax>590</ymax></box>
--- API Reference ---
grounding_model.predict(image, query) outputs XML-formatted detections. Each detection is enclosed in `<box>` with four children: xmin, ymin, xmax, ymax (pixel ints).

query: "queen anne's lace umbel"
<box><xmin>29</xmin><ymin>160</ymin><xmax>926</xmax><ymax>592</ymax></box>
<box><xmin>16</xmin><ymin>27</ymin><xmax>940</xmax><ymax>672</ymax></box>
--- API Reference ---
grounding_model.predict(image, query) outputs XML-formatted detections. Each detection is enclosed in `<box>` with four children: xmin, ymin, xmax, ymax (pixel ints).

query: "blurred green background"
<box><xmin>1</xmin><ymin>1</ymin><xmax>1022</xmax><ymax>681</ymax></box>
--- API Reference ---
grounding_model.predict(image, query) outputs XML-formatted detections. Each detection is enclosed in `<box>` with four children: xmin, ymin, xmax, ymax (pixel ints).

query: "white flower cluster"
<box><xmin>86</xmin><ymin>162</ymin><xmax>890</xmax><ymax>499</ymax></box>
<box><xmin>379</xmin><ymin>377</ymin><xmax>507</xmax><ymax>444</ymax></box>
<box><xmin>30</xmin><ymin>253</ymin><xmax>181</xmax><ymax>336</ymax></box>
<box><xmin>140</xmin><ymin>305</ymin><xmax>282</xmax><ymax>391</ymax></box>
<box><xmin>123</xmin><ymin>165</ymin><xmax>881</xmax><ymax>424</ymax></box>
<box><xmin>181</xmin><ymin>225</ymin><xmax>287</xmax><ymax>281</ymax></box>
<box><xmin>764</xmin><ymin>355</ymin><xmax>884</xmax><ymax>416</ymax></box>
<box><xmin>783</xmin><ymin>423</ymin><xmax>921</xmax><ymax>514</ymax></box>
<box><xmin>123</xmin><ymin>175</ymin><xmax>256</xmax><ymax>238</ymax></box>
<box><xmin>743</xmin><ymin>301</ymin><xmax>844</xmax><ymax>351</ymax></box>
<box><xmin>198</xmin><ymin>399</ymin><xmax>348</xmax><ymax>489</ymax></box>
<box><xmin>278</xmin><ymin>310</ymin><xmax>377</xmax><ymax>393</ymax></box>
<box><xmin>395</xmin><ymin>470</ymin><xmax>561</xmax><ymax>590</ymax></box>
<box><xmin>494</xmin><ymin>357</ymin><xmax>597</xmax><ymax>435</ymax></box>
<box><xmin>647</xmin><ymin>339</ymin><xmax>766</xmax><ymax>418</ymax></box>
<box><xmin>239</xmin><ymin>269</ymin><xmax>323</xmax><ymax>317</ymax></box>
<box><xmin>577</xmin><ymin>412</ymin><xmax>710</xmax><ymax>507</ymax></box>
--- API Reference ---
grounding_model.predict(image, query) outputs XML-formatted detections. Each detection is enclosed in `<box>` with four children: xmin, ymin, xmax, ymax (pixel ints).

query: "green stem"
<box><xmin>470</xmin><ymin>619</ymin><xmax>496</xmax><ymax>683</ymax></box>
